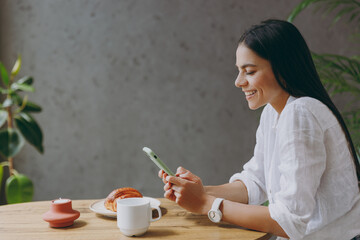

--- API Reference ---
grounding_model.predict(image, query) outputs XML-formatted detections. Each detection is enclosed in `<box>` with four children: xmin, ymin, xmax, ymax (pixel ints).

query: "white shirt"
<box><xmin>230</xmin><ymin>96</ymin><xmax>360</xmax><ymax>240</ymax></box>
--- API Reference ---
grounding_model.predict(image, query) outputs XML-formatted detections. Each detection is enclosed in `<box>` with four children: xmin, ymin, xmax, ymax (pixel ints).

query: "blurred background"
<box><xmin>0</xmin><ymin>0</ymin><xmax>358</xmax><ymax>201</ymax></box>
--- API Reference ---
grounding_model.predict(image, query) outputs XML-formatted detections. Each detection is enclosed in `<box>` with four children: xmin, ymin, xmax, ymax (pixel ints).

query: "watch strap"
<box><xmin>211</xmin><ymin>198</ymin><xmax>224</xmax><ymax>211</ymax></box>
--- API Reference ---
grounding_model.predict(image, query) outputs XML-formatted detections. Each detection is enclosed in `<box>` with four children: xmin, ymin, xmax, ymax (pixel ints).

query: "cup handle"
<box><xmin>150</xmin><ymin>206</ymin><xmax>162</xmax><ymax>222</ymax></box>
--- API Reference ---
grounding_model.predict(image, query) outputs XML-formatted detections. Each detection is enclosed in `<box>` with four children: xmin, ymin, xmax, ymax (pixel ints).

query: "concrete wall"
<box><xmin>0</xmin><ymin>0</ymin><xmax>357</xmax><ymax>201</ymax></box>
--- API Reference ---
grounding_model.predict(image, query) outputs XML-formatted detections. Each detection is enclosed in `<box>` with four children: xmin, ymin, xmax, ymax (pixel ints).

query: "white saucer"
<box><xmin>89</xmin><ymin>197</ymin><xmax>161</xmax><ymax>218</ymax></box>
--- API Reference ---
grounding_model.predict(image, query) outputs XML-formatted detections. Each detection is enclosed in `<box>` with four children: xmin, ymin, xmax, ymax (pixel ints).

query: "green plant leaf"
<box><xmin>23</xmin><ymin>101</ymin><xmax>42</xmax><ymax>113</ymax></box>
<box><xmin>288</xmin><ymin>0</ymin><xmax>360</xmax><ymax>24</ymax></box>
<box><xmin>17</xmin><ymin>76</ymin><xmax>33</xmax><ymax>85</ymax></box>
<box><xmin>334</xmin><ymin>6</ymin><xmax>357</xmax><ymax>24</ymax></box>
<box><xmin>5</xmin><ymin>173</ymin><xmax>34</xmax><ymax>204</ymax></box>
<box><xmin>0</xmin><ymin>110</ymin><xmax>8</xmax><ymax>128</ymax></box>
<box><xmin>10</xmin><ymin>93</ymin><xmax>23</xmax><ymax>105</ymax></box>
<box><xmin>349</xmin><ymin>10</ymin><xmax>360</xmax><ymax>22</ymax></box>
<box><xmin>287</xmin><ymin>0</ymin><xmax>315</xmax><ymax>22</ymax></box>
<box><xmin>2</xmin><ymin>98</ymin><xmax>13</xmax><ymax>108</ymax></box>
<box><xmin>0</xmin><ymin>87</ymin><xmax>7</xmax><ymax>94</ymax></box>
<box><xmin>0</xmin><ymin>128</ymin><xmax>25</xmax><ymax>158</ymax></box>
<box><xmin>11</xmin><ymin>55</ymin><xmax>21</xmax><ymax>77</ymax></box>
<box><xmin>0</xmin><ymin>63</ymin><xmax>9</xmax><ymax>86</ymax></box>
<box><xmin>15</xmin><ymin>112</ymin><xmax>44</xmax><ymax>154</ymax></box>
<box><xmin>11</xmin><ymin>94</ymin><xmax>42</xmax><ymax>112</ymax></box>
<box><xmin>312</xmin><ymin>53</ymin><xmax>360</xmax><ymax>96</ymax></box>
<box><xmin>10</xmin><ymin>83</ymin><xmax>35</xmax><ymax>92</ymax></box>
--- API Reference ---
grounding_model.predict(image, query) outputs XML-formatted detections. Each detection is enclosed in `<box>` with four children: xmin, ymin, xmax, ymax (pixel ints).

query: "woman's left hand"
<box><xmin>165</xmin><ymin>167</ymin><xmax>215</xmax><ymax>215</ymax></box>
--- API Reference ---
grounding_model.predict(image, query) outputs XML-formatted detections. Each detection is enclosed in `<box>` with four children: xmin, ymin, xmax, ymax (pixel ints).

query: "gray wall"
<box><xmin>0</xmin><ymin>0</ymin><xmax>357</xmax><ymax>201</ymax></box>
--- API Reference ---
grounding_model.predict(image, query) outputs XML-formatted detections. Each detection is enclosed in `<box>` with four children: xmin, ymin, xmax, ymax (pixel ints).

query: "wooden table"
<box><xmin>0</xmin><ymin>198</ymin><xmax>271</xmax><ymax>240</ymax></box>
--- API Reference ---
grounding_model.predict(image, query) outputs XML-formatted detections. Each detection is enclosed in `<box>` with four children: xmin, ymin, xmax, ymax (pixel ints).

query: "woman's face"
<box><xmin>235</xmin><ymin>43</ymin><xmax>289</xmax><ymax>113</ymax></box>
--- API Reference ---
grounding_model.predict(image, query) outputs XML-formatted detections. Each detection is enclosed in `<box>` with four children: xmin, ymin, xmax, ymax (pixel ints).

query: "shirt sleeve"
<box><xmin>268</xmin><ymin>103</ymin><xmax>327</xmax><ymax>240</ymax></box>
<box><xmin>229</xmin><ymin>108</ymin><xmax>268</xmax><ymax>205</ymax></box>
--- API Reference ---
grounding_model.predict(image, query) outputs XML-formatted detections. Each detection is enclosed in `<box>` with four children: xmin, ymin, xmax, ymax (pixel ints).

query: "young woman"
<box><xmin>159</xmin><ymin>19</ymin><xmax>360</xmax><ymax>239</ymax></box>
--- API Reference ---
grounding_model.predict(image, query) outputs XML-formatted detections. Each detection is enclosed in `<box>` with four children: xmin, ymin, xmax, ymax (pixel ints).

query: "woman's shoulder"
<box><xmin>289</xmin><ymin>96</ymin><xmax>325</xmax><ymax>109</ymax></box>
<box><xmin>282</xmin><ymin>96</ymin><xmax>338</xmax><ymax>129</ymax></box>
<box><xmin>287</xmin><ymin>96</ymin><xmax>328</xmax><ymax>112</ymax></box>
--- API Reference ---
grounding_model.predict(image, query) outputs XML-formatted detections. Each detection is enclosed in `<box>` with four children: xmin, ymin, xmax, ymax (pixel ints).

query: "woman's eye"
<box><xmin>246</xmin><ymin>71</ymin><xmax>255</xmax><ymax>75</ymax></box>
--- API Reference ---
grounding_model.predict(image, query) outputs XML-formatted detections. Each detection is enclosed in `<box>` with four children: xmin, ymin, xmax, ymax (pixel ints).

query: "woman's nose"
<box><xmin>235</xmin><ymin>73</ymin><xmax>247</xmax><ymax>88</ymax></box>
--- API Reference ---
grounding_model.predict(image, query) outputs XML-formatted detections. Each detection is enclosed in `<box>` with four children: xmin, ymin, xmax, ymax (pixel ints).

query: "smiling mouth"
<box><xmin>244</xmin><ymin>90</ymin><xmax>257</xmax><ymax>97</ymax></box>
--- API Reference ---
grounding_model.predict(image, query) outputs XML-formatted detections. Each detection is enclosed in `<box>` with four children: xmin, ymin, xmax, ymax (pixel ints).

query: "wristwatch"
<box><xmin>208</xmin><ymin>198</ymin><xmax>225</xmax><ymax>223</ymax></box>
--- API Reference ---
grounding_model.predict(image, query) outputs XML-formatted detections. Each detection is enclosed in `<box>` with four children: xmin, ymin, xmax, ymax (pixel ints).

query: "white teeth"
<box><xmin>245</xmin><ymin>90</ymin><xmax>257</xmax><ymax>96</ymax></box>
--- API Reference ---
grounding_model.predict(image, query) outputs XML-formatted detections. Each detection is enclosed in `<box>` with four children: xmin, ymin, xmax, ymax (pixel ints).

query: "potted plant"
<box><xmin>0</xmin><ymin>56</ymin><xmax>44</xmax><ymax>204</ymax></box>
<box><xmin>288</xmin><ymin>0</ymin><xmax>360</xmax><ymax>160</ymax></box>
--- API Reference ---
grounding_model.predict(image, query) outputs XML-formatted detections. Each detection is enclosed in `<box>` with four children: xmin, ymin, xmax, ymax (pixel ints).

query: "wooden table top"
<box><xmin>0</xmin><ymin>198</ymin><xmax>271</xmax><ymax>240</ymax></box>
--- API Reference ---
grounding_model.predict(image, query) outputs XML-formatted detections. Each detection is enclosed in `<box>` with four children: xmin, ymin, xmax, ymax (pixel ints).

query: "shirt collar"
<box><xmin>286</xmin><ymin>95</ymin><xmax>297</xmax><ymax>105</ymax></box>
<box><xmin>272</xmin><ymin>95</ymin><xmax>297</xmax><ymax>129</ymax></box>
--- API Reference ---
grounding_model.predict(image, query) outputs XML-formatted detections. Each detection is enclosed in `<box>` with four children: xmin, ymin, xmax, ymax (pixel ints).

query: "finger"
<box><xmin>166</xmin><ymin>175</ymin><xmax>188</xmax><ymax>186</ymax></box>
<box><xmin>159</xmin><ymin>170</ymin><xmax>168</xmax><ymax>184</ymax></box>
<box><xmin>164</xmin><ymin>189</ymin><xmax>172</xmax><ymax>199</ymax></box>
<box><xmin>158</xmin><ymin>169</ymin><xmax>164</xmax><ymax>178</ymax></box>
<box><xmin>175</xmin><ymin>166</ymin><xmax>188</xmax><ymax>176</ymax></box>
<box><xmin>164</xmin><ymin>182</ymin><xmax>172</xmax><ymax>191</ymax></box>
<box><xmin>171</xmin><ymin>184</ymin><xmax>182</xmax><ymax>193</ymax></box>
<box><xmin>174</xmin><ymin>191</ymin><xmax>181</xmax><ymax>204</ymax></box>
<box><xmin>179</xmin><ymin>171</ymin><xmax>201</xmax><ymax>183</ymax></box>
<box><xmin>164</xmin><ymin>189</ymin><xmax>176</xmax><ymax>202</ymax></box>
<box><xmin>162</xmin><ymin>172</ymin><xmax>169</xmax><ymax>184</ymax></box>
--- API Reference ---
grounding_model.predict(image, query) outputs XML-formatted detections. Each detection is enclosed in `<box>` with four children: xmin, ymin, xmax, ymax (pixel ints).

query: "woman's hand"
<box><xmin>160</xmin><ymin>167</ymin><xmax>215</xmax><ymax>215</ymax></box>
<box><xmin>158</xmin><ymin>166</ymin><xmax>189</xmax><ymax>202</ymax></box>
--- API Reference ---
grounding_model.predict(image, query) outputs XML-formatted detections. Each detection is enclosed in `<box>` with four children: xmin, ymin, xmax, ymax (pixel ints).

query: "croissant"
<box><xmin>104</xmin><ymin>187</ymin><xmax>143</xmax><ymax>212</ymax></box>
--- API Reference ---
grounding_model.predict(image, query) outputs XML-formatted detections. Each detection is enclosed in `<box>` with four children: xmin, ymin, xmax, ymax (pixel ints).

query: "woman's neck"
<box><xmin>270</xmin><ymin>92</ymin><xmax>290</xmax><ymax>114</ymax></box>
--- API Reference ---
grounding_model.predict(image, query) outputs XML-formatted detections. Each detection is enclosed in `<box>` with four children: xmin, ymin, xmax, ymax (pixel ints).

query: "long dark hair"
<box><xmin>239</xmin><ymin>19</ymin><xmax>360</xmax><ymax>182</ymax></box>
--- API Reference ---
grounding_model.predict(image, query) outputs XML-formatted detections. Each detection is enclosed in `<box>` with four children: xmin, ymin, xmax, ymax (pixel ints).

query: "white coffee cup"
<box><xmin>117</xmin><ymin>197</ymin><xmax>162</xmax><ymax>237</ymax></box>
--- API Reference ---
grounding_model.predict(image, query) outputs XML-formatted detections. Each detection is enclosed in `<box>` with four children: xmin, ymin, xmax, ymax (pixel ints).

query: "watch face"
<box><xmin>208</xmin><ymin>210</ymin><xmax>222</xmax><ymax>222</ymax></box>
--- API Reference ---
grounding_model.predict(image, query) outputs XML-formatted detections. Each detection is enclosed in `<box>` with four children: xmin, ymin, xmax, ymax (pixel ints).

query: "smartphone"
<box><xmin>142</xmin><ymin>147</ymin><xmax>175</xmax><ymax>176</ymax></box>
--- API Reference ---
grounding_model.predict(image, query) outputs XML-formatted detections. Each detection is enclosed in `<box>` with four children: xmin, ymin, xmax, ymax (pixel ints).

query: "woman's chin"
<box><xmin>248</xmin><ymin>102</ymin><xmax>266</xmax><ymax>110</ymax></box>
<box><xmin>248</xmin><ymin>103</ymin><xmax>260</xmax><ymax>110</ymax></box>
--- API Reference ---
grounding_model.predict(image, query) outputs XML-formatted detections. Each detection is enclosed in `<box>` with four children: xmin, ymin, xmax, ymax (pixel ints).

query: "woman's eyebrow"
<box><xmin>241</xmin><ymin>63</ymin><xmax>257</xmax><ymax>69</ymax></box>
<box><xmin>235</xmin><ymin>63</ymin><xmax>257</xmax><ymax>69</ymax></box>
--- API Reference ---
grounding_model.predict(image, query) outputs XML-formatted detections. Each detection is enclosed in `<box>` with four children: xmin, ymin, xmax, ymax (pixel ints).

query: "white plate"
<box><xmin>89</xmin><ymin>197</ymin><xmax>161</xmax><ymax>218</ymax></box>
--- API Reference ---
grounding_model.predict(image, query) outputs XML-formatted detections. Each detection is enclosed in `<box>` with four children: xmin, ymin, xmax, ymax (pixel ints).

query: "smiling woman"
<box><xmin>159</xmin><ymin>19</ymin><xmax>360</xmax><ymax>240</ymax></box>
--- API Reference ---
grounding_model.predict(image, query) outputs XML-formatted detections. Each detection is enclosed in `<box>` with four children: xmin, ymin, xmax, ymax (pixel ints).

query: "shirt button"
<box><xmin>268</xmin><ymin>190</ymin><xmax>273</xmax><ymax>203</ymax></box>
